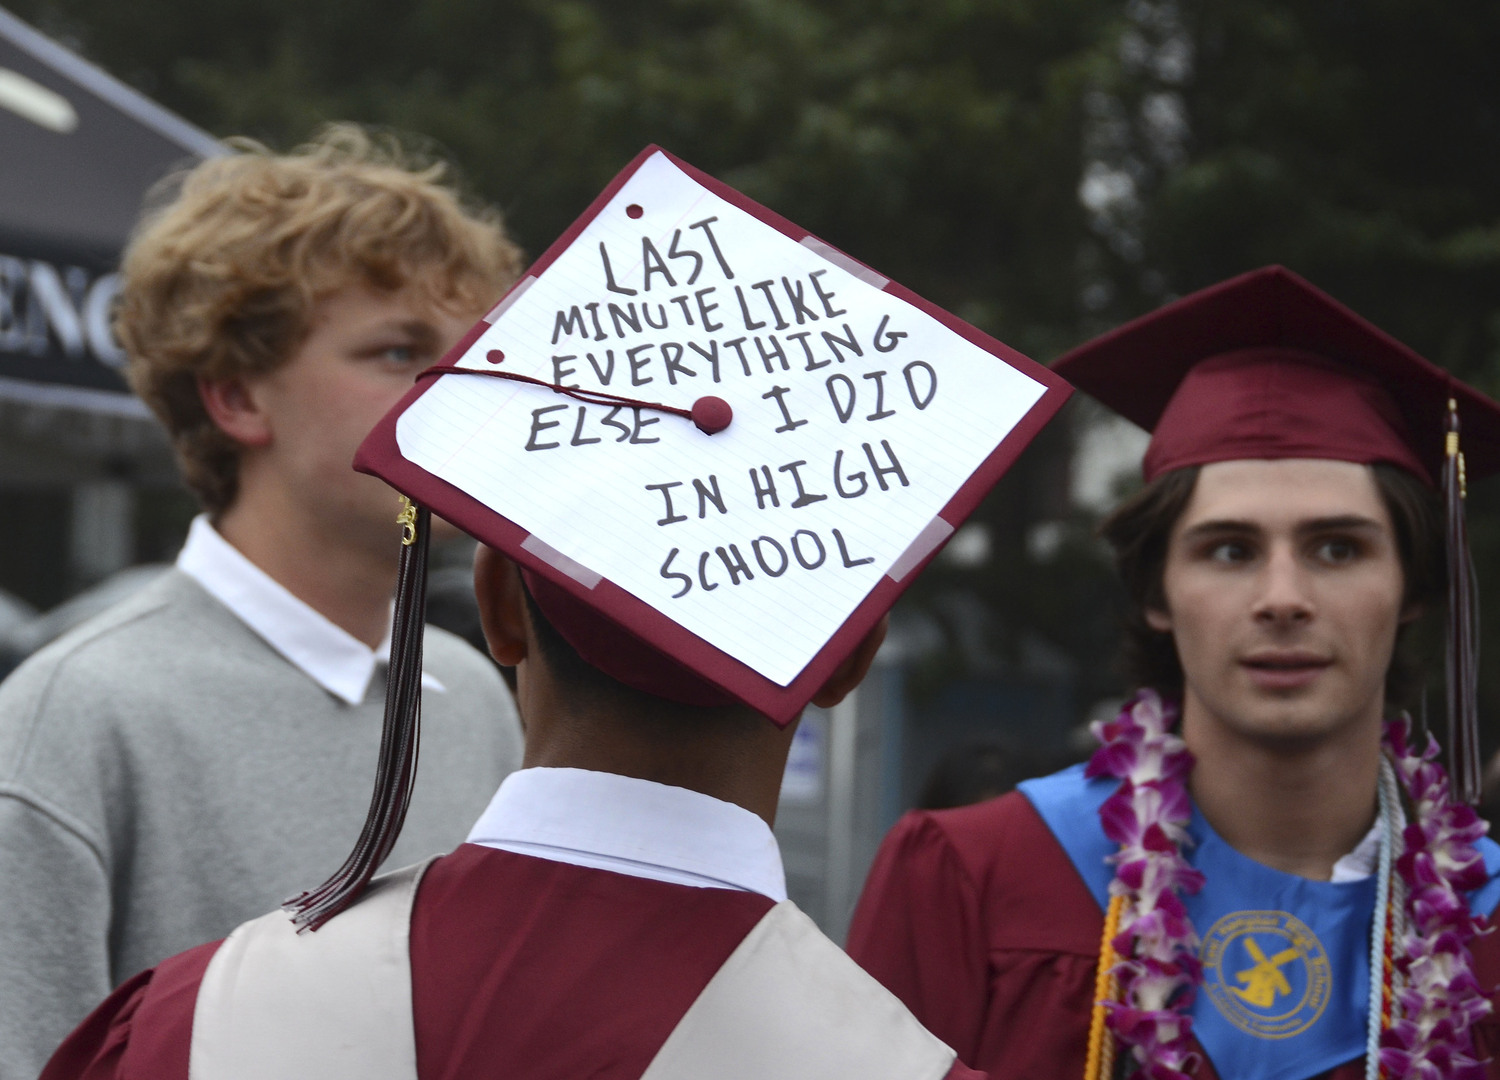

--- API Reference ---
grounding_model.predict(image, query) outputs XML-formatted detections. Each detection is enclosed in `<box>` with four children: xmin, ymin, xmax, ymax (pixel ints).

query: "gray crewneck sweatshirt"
<box><xmin>0</xmin><ymin>570</ymin><xmax>522</xmax><ymax>1079</ymax></box>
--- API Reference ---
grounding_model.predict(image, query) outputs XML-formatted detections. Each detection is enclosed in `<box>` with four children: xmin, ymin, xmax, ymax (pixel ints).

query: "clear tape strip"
<box><xmin>798</xmin><ymin>236</ymin><xmax>889</xmax><ymax>290</ymax></box>
<box><xmin>520</xmin><ymin>534</ymin><xmax>604</xmax><ymax>589</ymax></box>
<box><xmin>484</xmin><ymin>276</ymin><xmax>537</xmax><ymax>324</ymax></box>
<box><xmin>886</xmin><ymin>518</ymin><xmax>954</xmax><ymax>582</ymax></box>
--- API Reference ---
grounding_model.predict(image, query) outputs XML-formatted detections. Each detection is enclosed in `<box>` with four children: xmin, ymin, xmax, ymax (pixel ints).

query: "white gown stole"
<box><xmin>189</xmin><ymin>864</ymin><xmax>956</xmax><ymax>1080</ymax></box>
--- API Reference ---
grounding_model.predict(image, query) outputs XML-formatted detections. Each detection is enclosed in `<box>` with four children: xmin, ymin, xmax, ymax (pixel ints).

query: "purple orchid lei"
<box><xmin>1380</xmin><ymin>716</ymin><xmax>1493</xmax><ymax>1080</ymax></box>
<box><xmin>1088</xmin><ymin>695</ymin><xmax>1493</xmax><ymax>1080</ymax></box>
<box><xmin>1086</xmin><ymin>689</ymin><xmax>1205</xmax><ymax>1080</ymax></box>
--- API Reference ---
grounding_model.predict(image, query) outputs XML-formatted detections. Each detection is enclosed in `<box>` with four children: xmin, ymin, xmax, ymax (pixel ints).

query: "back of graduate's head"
<box><xmin>472</xmin><ymin>545</ymin><xmax>883</xmax><ymax>746</ymax></box>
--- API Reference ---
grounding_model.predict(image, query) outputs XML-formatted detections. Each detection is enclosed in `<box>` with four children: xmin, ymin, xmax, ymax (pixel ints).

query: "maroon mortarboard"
<box><xmin>285</xmin><ymin>145</ymin><xmax>1071</xmax><ymax>929</ymax></box>
<box><xmin>1053</xmin><ymin>264</ymin><xmax>1500</xmax><ymax>805</ymax></box>
<box><xmin>1052</xmin><ymin>265</ymin><xmax>1500</xmax><ymax>484</ymax></box>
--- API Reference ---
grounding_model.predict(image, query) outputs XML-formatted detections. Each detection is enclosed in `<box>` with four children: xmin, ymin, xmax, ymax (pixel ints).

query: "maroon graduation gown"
<box><xmin>45</xmin><ymin>844</ymin><xmax>985</xmax><ymax>1080</ymax></box>
<box><xmin>847</xmin><ymin>791</ymin><xmax>1500</xmax><ymax>1080</ymax></box>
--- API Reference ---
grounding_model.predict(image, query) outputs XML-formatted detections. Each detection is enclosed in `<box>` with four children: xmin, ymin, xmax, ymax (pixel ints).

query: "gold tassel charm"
<box><xmin>397</xmin><ymin>495</ymin><xmax>419</xmax><ymax>547</ymax></box>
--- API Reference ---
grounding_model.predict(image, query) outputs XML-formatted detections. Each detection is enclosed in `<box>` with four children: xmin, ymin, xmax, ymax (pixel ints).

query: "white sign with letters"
<box><xmin>397</xmin><ymin>151</ymin><xmax>1047</xmax><ymax>687</ymax></box>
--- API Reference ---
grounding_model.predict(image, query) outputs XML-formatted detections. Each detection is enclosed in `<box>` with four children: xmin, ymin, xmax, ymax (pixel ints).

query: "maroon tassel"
<box><xmin>1443</xmin><ymin>398</ymin><xmax>1482</xmax><ymax>805</ymax></box>
<box><xmin>284</xmin><ymin>499</ymin><xmax>430</xmax><ymax>930</ymax></box>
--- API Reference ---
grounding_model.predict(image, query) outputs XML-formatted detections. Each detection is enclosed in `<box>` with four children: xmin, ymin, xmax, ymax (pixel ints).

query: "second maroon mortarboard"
<box><xmin>1054</xmin><ymin>265</ymin><xmax>1500</xmax><ymax>806</ymax></box>
<box><xmin>1052</xmin><ymin>265</ymin><xmax>1500</xmax><ymax>484</ymax></box>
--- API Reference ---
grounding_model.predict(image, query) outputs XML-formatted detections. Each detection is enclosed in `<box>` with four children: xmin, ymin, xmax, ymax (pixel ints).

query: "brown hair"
<box><xmin>1100</xmin><ymin>462</ymin><xmax>1443</xmax><ymax>707</ymax></box>
<box><xmin>117</xmin><ymin>124</ymin><xmax>525</xmax><ymax>513</ymax></box>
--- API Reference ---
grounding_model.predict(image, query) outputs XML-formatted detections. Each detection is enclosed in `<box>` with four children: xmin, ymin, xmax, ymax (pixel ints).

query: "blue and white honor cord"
<box><xmin>1366</xmin><ymin>756</ymin><xmax>1406</xmax><ymax>1080</ymax></box>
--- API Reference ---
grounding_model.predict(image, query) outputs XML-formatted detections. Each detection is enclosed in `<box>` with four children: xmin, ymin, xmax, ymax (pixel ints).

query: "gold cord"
<box><xmin>1085</xmin><ymin>894</ymin><xmax>1127</xmax><ymax>1080</ymax></box>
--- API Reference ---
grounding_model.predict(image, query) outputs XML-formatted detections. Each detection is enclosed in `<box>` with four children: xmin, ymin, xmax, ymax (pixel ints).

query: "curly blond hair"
<box><xmin>117</xmin><ymin>124</ymin><xmax>525</xmax><ymax>513</ymax></box>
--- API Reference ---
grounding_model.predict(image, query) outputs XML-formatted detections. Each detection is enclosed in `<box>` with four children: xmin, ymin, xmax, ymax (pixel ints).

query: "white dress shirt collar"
<box><xmin>466</xmin><ymin>767</ymin><xmax>788</xmax><ymax>901</ymax></box>
<box><xmin>176</xmin><ymin>515</ymin><xmax>444</xmax><ymax>705</ymax></box>
<box><xmin>1329</xmin><ymin>816</ymin><xmax>1384</xmax><ymax>883</ymax></box>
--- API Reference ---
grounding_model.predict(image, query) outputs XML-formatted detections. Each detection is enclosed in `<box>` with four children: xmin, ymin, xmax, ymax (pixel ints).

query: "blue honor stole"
<box><xmin>1020</xmin><ymin>765</ymin><xmax>1500</xmax><ymax>1080</ymax></box>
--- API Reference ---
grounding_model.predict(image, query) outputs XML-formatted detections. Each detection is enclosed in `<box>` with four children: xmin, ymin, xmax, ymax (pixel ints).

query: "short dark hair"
<box><xmin>1100</xmin><ymin>462</ymin><xmax>1443</xmax><ymax>708</ymax></box>
<box><xmin>519</xmin><ymin>580</ymin><xmax>766</xmax><ymax>734</ymax></box>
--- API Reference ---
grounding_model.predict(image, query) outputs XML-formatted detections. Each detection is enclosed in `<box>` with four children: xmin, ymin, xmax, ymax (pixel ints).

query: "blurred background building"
<box><xmin>4</xmin><ymin>0</ymin><xmax>1499</xmax><ymax>939</ymax></box>
<box><xmin>0</xmin><ymin>6</ymin><xmax>218</xmax><ymax>674</ymax></box>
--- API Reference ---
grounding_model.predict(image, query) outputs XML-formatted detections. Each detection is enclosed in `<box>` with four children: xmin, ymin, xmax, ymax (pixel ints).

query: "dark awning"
<box><xmin>0</xmin><ymin>6</ymin><xmax>221</xmax><ymax>414</ymax></box>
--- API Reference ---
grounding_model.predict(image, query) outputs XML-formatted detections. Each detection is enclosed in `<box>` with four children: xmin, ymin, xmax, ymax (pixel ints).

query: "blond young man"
<box><xmin>0</xmin><ymin>126</ymin><xmax>526</xmax><ymax>1079</ymax></box>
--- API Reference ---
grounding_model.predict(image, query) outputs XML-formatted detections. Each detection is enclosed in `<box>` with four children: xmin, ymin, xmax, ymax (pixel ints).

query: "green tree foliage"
<box><xmin>14</xmin><ymin>0</ymin><xmax>1112</xmax><ymax>350</ymax></box>
<box><xmin>1092</xmin><ymin>0</ymin><xmax>1500</xmax><ymax>372</ymax></box>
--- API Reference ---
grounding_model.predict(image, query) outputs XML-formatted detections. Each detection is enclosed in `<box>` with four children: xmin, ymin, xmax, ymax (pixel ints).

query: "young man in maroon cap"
<box><xmin>848</xmin><ymin>266</ymin><xmax>1500</xmax><ymax>1080</ymax></box>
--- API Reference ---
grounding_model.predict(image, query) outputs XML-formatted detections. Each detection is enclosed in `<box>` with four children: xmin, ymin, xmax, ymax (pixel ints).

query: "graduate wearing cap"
<box><xmin>40</xmin><ymin>147</ymin><xmax>1069</xmax><ymax>1080</ymax></box>
<box><xmin>848</xmin><ymin>266</ymin><xmax>1500</xmax><ymax>1080</ymax></box>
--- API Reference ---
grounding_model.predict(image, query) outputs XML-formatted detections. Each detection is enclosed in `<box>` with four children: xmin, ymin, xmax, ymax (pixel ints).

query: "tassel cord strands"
<box><xmin>417</xmin><ymin>362</ymin><xmax>697</xmax><ymax>424</ymax></box>
<box><xmin>1443</xmin><ymin>398</ymin><xmax>1482</xmax><ymax>805</ymax></box>
<box><xmin>284</xmin><ymin>501</ymin><xmax>430</xmax><ymax>932</ymax></box>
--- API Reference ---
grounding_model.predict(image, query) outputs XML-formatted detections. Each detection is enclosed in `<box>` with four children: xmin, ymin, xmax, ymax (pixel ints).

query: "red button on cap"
<box><xmin>691</xmin><ymin>396</ymin><xmax>733</xmax><ymax>435</ymax></box>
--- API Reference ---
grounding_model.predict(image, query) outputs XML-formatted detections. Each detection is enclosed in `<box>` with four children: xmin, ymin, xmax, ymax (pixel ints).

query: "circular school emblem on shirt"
<box><xmin>1200</xmin><ymin>910</ymin><xmax>1332</xmax><ymax>1039</ymax></box>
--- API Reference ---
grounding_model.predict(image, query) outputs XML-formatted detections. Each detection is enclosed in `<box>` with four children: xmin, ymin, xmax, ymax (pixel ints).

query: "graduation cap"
<box><xmin>285</xmin><ymin>145</ymin><xmax>1071</xmax><ymax>929</ymax></box>
<box><xmin>1053</xmin><ymin>264</ymin><xmax>1500</xmax><ymax>805</ymax></box>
